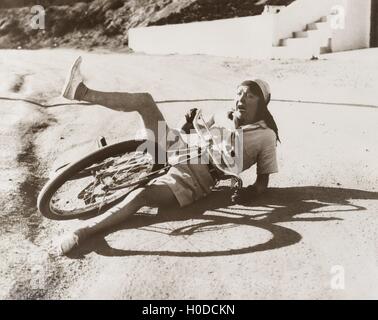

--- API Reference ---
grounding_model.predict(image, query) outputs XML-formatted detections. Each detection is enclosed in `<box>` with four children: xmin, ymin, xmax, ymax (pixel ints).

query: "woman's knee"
<box><xmin>139</xmin><ymin>184</ymin><xmax>178</xmax><ymax>208</ymax></box>
<box><xmin>136</xmin><ymin>92</ymin><xmax>162</xmax><ymax>116</ymax></box>
<box><xmin>138</xmin><ymin>92</ymin><xmax>155</xmax><ymax>108</ymax></box>
<box><xmin>125</xmin><ymin>186</ymin><xmax>157</xmax><ymax>207</ymax></box>
<box><xmin>121</xmin><ymin>184</ymin><xmax>177</xmax><ymax>208</ymax></box>
<box><xmin>126</xmin><ymin>187</ymin><xmax>148</xmax><ymax>203</ymax></box>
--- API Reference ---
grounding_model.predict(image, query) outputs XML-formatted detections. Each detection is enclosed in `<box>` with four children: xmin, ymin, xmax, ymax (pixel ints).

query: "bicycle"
<box><xmin>37</xmin><ymin>109</ymin><xmax>243</xmax><ymax>220</ymax></box>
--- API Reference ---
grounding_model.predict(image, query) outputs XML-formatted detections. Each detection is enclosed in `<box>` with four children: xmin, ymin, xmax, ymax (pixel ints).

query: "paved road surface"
<box><xmin>0</xmin><ymin>48</ymin><xmax>377</xmax><ymax>299</ymax></box>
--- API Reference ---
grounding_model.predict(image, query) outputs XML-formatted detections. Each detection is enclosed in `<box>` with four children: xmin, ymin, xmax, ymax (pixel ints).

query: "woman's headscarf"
<box><xmin>232</xmin><ymin>79</ymin><xmax>280</xmax><ymax>142</ymax></box>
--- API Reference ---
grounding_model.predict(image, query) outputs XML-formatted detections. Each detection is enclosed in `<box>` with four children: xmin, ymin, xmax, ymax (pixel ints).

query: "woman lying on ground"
<box><xmin>58</xmin><ymin>56</ymin><xmax>280</xmax><ymax>255</ymax></box>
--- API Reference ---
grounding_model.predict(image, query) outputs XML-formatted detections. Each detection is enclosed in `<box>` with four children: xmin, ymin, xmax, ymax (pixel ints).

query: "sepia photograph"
<box><xmin>0</xmin><ymin>0</ymin><xmax>377</xmax><ymax>303</ymax></box>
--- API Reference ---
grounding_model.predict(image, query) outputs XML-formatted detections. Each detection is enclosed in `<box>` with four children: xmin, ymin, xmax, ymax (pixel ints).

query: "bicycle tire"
<box><xmin>37</xmin><ymin>139</ymin><xmax>166</xmax><ymax>220</ymax></box>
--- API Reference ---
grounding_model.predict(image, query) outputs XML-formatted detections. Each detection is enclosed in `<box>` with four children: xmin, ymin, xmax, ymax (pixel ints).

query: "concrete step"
<box><xmin>307</xmin><ymin>22</ymin><xmax>332</xmax><ymax>40</ymax></box>
<box><xmin>293</xmin><ymin>30</ymin><xmax>317</xmax><ymax>38</ymax></box>
<box><xmin>274</xmin><ymin>15</ymin><xmax>334</xmax><ymax>59</ymax></box>
<box><xmin>319</xmin><ymin>15</ymin><xmax>332</xmax><ymax>23</ymax></box>
<box><xmin>320</xmin><ymin>44</ymin><xmax>332</xmax><ymax>54</ymax></box>
<box><xmin>319</xmin><ymin>13</ymin><xmax>339</xmax><ymax>23</ymax></box>
<box><xmin>320</xmin><ymin>47</ymin><xmax>330</xmax><ymax>54</ymax></box>
<box><xmin>282</xmin><ymin>37</ymin><xmax>311</xmax><ymax>47</ymax></box>
<box><xmin>282</xmin><ymin>37</ymin><xmax>329</xmax><ymax>50</ymax></box>
<box><xmin>272</xmin><ymin>45</ymin><xmax>320</xmax><ymax>59</ymax></box>
<box><xmin>294</xmin><ymin>30</ymin><xmax>331</xmax><ymax>47</ymax></box>
<box><xmin>307</xmin><ymin>21</ymin><xmax>330</xmax><ymax>31</ymax></box>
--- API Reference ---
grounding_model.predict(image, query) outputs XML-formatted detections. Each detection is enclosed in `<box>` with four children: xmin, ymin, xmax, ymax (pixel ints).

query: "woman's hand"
<box><xmin>185</xmin><ymin>108</ymin><xmax>198</xmax><ymax>123</ymax></box>
<box><xmin>231</xmin><ymin>174</ymin><xmax>269</xmax><ymax>204</ymax></box>
<box><xmin>231</xmin><ymin>185</ymin><xmax>259</xmax><ymax>204</ymax></box>
<box><xmin>181</xmin><ymin>108</ymin><xmax>198</xmax><ymax>134</ymax></box>
<box><xmin>183</xmin><ymin>108</ymin><xmax>215</xmax><ymax>133</ymax></box>
<box><xmin>228</xmin><ymin>109</ymin><xmax>242</xmax><ymax>129</ymax></box>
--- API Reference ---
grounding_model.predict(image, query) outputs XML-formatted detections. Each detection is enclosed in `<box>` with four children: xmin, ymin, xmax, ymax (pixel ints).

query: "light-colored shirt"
<box><xmin>241</xmin><ymin>125</ymin><xmax>278</xmax><ymax>175</ymax></box>
<box><xmin>168</xmin><ymin>120</ymin><xmax>278</xmax><ymax>176</ymax></box>
<box><xmin>159</xmin><ymin>120</ymin><xmax>278</xmax><ymax>207</ymax></box>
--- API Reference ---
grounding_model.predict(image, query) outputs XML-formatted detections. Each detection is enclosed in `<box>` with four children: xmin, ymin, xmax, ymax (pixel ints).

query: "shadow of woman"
<box><xmin>67</xmin><ymin>186</ymin><xmax>378</xmax><ymax>258</ymax></box>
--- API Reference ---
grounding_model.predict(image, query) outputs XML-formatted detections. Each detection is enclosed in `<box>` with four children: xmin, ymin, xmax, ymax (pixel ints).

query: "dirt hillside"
<box><xmin>0</xmin><ymin>0</ymin><xmax>295</xmax><ymax>49</ymax></box>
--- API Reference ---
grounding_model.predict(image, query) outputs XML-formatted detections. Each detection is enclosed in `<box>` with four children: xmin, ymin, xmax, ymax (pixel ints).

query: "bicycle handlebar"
<box><xmin>192</xmin><ymin>109</ymin><xmax>243</xmax><ymax>189</ymax></box>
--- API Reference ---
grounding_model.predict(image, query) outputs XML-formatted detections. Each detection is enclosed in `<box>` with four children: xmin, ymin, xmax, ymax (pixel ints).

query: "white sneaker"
<box><xmin>61</xmin><ymin>56</ymin><xmax>84</xmax><ymax>100</ymax></box>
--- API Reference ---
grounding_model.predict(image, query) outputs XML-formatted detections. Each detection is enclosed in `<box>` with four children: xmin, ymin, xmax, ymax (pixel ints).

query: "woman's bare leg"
<box><xmin>85</xmin><ymin>184</ymin><xmax>177</xmax><ymax>235</ymax></box>
<box><xmin>83</xmin><ymin>88</ymin><xmax>168</xmax><ymax>144</ymax></box>
<box><xmin>59</xmin><ymin>184</ymin><xmax>178</xmax><ymax>255</ymax></box>
<box><xmin>62</xmin><ymin>56</ymin><xmax>170</xmax><ymax>146</ymax></box>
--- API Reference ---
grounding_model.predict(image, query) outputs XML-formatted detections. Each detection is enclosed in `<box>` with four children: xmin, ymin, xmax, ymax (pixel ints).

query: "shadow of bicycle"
<box><xmin>67</xmin><ymin>186</ymin><xmax>378</xmax><ymax>258</ymax></box>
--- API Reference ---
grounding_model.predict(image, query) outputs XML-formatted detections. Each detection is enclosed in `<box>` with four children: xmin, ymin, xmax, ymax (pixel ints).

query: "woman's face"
<box><xmin>234</xmin><ymin>85</ymin><xmax>260</xmax><ymax>125</ymax></box>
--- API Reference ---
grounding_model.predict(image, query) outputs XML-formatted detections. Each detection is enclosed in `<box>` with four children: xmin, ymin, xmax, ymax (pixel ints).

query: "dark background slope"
<box><xmin>0</xmin><ymin>0</ymin><xmax>294</xmax><ymax>49</ymax></box>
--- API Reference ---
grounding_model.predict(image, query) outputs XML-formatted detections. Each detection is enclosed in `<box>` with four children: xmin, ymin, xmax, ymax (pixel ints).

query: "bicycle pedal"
<box><xmin>97</xmin><ymin>136</ymin><xmax>107</xmax><ymax>148</ymax></box>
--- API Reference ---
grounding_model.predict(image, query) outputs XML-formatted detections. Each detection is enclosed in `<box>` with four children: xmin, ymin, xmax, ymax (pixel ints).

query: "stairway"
<box><xmin>272</xmin><ymin>14</ymin><xmax>335</xmax><ymax>59</ymax></box>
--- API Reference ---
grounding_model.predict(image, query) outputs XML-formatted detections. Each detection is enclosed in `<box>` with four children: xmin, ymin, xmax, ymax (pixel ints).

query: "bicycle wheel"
<box><xmin>37</xmin><ymin>140</ymin><xmax>166</xmax><ymax>220</ymax></box>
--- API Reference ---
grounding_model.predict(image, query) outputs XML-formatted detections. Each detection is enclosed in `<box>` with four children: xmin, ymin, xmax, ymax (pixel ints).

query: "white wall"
<box><xmin>331</xmin><ymin>0</ymin><xmax>371</xmax><ymax>52</ymax></box>
<box><xmin>273</xmin><ymin>0</ymin><xmax>371</xmax><ymax>51</ymax></box>
<box><xmin>129</xmin><ymin>15</ymin><xmax>275</xmax><ymax>59</ymax></box>
<box><xmin>129</xmin><ymin>0</ymin><xmax>371</xmax><ymax>59</ymax></box>
<box><xmin>273</xmin><ymin>0</ymin><xmax>345</xmax><ymax>46</ymax></box>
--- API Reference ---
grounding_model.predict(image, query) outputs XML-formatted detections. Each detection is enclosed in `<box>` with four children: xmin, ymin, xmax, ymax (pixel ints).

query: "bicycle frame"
<box><xmin>126</xmin><ymin>109</ymin><xmax>243</xmax><ymax>191</ymax></box>
<box><xmin>192</xmin><ymin>109</ymin><xmax>243</xmax><ymax>190</ymax></box>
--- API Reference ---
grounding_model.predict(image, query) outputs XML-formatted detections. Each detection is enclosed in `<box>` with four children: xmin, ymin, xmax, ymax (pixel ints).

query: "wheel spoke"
<box><xmin>49</xmin><ymin>149</ymin><xmax>156</xmax><ymax>216</ymax></box>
